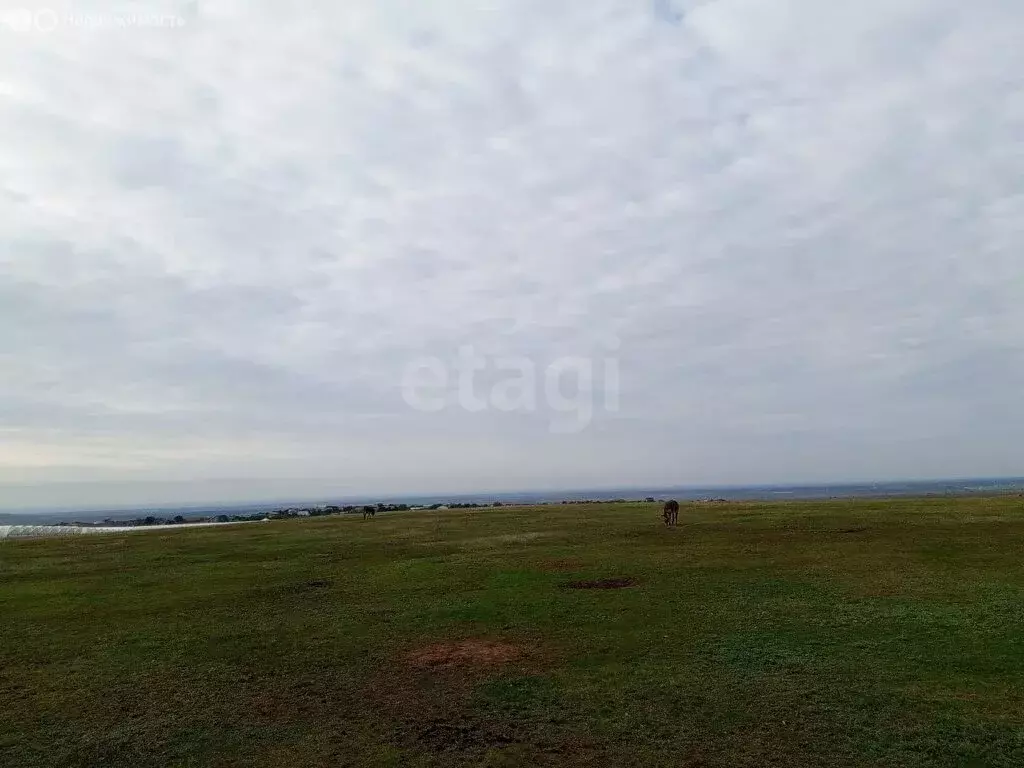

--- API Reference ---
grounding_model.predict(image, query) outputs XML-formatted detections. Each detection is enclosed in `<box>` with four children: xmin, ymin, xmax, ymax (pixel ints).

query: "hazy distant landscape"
<box><xmin>3</xmin><ymin>477</ymin><xmax>1023</xmax><ymax>526</ymax></box>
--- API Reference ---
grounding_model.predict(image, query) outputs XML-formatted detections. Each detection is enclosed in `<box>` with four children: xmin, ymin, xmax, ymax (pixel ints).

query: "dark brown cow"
<box><xmin>663</xmin><ymin>499</ymin><xmax>679</xmax><ymax>526</ymax></box>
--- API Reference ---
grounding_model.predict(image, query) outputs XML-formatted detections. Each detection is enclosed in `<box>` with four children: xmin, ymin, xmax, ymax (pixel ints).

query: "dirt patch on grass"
<box><xmin>840</xmin><ymin>527</ymin><xmax>869</xmax><ymax>534</ymax></box>
<box><xmin>284</xmin><ymin>578</ymin><xmax>333</xmax><ymax>593</ymax></box>
<box><xmin>251</xmin><ymin>579</ymin><xmax>335</xmax><ymax>599</ymax></box>
<box><xmin>412</xmin><ymin>723</ymin><xmax>602</xmax><ymax>764</ymax></box>
<box><xmin>403</xmin><ymin>639</ymin><xmax>526</xmax><ymax>670</ymax></box>
<box><xmin>463</xmin><ymin>532</ymin><xmax>551</xmax><ymax>549</ymax></box>
<box><xmin>564</xmin><ymin>577</ymin><xmax>637</xmax><ymax>590</ymax></box>
<box><xmin>374</xmin><ymin>639</ymin><xmax>571</xmax><ymax>762</ymax></box>
<box><xmin>408</xmin><ymin>718</ymin><xmax>603</xmax><ymax>765</ymax></box>
<box><xmin>415</xmin><ymin>717</ymin><xmax>517</xmax><ymax>753</ymax></box>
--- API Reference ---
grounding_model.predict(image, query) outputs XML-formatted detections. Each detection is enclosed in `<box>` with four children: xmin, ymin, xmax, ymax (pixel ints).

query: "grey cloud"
<box><xmin>1</xmin><ymin>0</ymin><xmax>1023</xmax><ymax>508</ymax></box>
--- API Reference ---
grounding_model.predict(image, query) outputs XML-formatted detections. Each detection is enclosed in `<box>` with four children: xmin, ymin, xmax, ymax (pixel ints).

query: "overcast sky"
<box><xmin>2</xmin><ymin>0</ymin><xmax>1023</xmax><ymax>509</ymax></box>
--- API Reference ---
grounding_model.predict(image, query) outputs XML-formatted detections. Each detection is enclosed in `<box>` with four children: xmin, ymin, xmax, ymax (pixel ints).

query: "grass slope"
<box><xmin>2</xmin><ymin>497</ymin><xmax>1024</xmax><ymax>766</ymax></box>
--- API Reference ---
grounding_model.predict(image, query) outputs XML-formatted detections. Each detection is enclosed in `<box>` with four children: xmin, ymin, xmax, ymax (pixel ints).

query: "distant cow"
<box><xmin>362</xmin><ymin>505</ymin><xmax>376</xmax><ymax>520</ymax></box>
<box><xmin>663</xmin><ymin>499</ymin><xmax>679</xmax><ymax>526</ymax></box>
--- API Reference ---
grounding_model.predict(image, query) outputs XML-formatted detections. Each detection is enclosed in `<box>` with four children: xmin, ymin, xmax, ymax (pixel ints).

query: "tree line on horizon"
<box><xmin>57</xmin><ymin>497</ymin><xmax>683</xmax><ymax>527</ymax></box>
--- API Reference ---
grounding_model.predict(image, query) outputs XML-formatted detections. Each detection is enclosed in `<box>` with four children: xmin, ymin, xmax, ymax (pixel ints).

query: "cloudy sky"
<box><xmin>1</xmin><ymin>0</ymin><xmax>1023</xmax><ymax>509</ymax></box>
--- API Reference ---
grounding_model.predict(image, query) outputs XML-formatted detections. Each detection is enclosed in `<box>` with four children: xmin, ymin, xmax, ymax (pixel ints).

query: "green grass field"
<box><xmin>3</xmin><ymin>497</ymin><xmax>1024</xmax><ymax>767</ymax></box>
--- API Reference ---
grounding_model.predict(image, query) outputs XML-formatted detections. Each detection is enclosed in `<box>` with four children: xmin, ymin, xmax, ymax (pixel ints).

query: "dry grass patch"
<box><xmin>403</xmin><ymin>639</ymin><xmax>527</xmax><ymax>670</ymax></box>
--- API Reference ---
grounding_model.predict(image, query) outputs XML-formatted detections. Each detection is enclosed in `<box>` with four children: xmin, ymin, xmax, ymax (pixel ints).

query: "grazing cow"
<box><xmin>663</xmin><ymin>499</ymin><xmax>679</xmax><ymax>526</ymax></box>
<box><xmin>362</xmin><ymin>505</ymin><xmax>376</xmax><ymax>520</ymax></box>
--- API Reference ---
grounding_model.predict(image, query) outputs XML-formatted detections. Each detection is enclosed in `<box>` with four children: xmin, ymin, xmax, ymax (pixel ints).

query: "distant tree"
<box><xmin>173</xmin><ymin>515</ymin><xmax>186</xmax><ymax>524</ymax></box>
<box><xmin>493</xmin><ymin>501</ymin><xmax>504</xmax><ymax>507</ymax></box>
<box><xmin>144</xmin><ymin>516</ymin><xmax>156</xmax><ymax>526</ymax></box>
<box><xmin>645</xmin><ymin>497</ymin><xmax>655</xmax><ymax>503</ymax></box>
<box><xmin>215</xmin><ymin>515</ymin><xmax>230</xmax><ymax>523</ymax></box>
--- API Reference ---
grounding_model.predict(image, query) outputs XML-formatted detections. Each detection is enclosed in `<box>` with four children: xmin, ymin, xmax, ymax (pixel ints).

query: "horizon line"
<box><xmin>2</xmin><ymin>474</ymin><xmax>1023</xmax><ymax>516</ymax></box>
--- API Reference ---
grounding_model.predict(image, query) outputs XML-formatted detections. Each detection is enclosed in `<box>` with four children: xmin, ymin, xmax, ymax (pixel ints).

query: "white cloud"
<box><xmin>1</xmin><ymin>0</ymin><xmax>1023</xmax><ymax>507</ymax></box>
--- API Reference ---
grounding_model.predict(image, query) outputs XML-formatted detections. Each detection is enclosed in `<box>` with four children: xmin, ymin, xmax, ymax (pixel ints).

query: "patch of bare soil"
<box><xmin>403</xmin><ymin>639</ymin><xmax>526</xmax><ymax>670</ymax></box>
<box><xmin>370</xmin><ymin>641</ymin><xmax>598</xmax><ymax>764</ymax></box>
<box><xmin>414</xmin><ymin>718</ymin><xmax>517</xmax><ymax>753</ymax></box>
<box><xmin>409</xmin><ymin>719</ymin><xmax>605</xmax><ymax>765</ymax></box>
<box><xmin>840</xmin><ymin>527</ymin><xmax>869</xmax><ymax>534</ymax></box>
<box><xmin>564</xmin><ymin>577</ymin><xmax>637</xmax><ymax>590</ymax></box>
<box><xmin>284</xmin><ymin>579</ymin><xmax>333</xmax><ymax>593</ymax></box>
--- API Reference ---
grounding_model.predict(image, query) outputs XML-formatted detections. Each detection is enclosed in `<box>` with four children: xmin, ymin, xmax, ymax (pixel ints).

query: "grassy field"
<box><xmin>2</xmin><ymin>497</ymin><xmax>1024</xmax><ymax>767</ymax></box>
